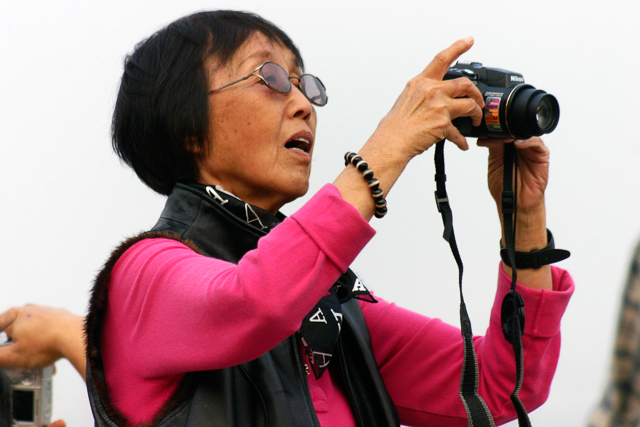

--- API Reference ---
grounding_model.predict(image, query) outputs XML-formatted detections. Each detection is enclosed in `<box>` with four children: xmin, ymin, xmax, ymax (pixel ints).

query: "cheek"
<box><xmin>310</xmin><ymin>110</ymin><xmax>318</xmax><ymax>133</ymax></box>
<box><xmin>214</xmin><ymin>97</ymin><xmax>282</xmax><ymax>141</ymax></box>
<box><xmin>210</xmin><ymin>105</ymin><xmax>253</xmax><ymax>154</ymax></box>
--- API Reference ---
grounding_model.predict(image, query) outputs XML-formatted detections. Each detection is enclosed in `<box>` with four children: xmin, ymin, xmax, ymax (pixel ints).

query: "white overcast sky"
<box><xmin>1</xmin><ymin>1</ymin><xmax>639</xmax><ymax>426</ymax></box>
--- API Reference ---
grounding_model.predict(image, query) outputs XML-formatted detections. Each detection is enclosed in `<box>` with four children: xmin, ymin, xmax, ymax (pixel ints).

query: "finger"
<box><xmin>450</xmin><ymin>96</ymin><xmax>484</xmax><ymax>127</ymax></box>
<box><xmin>0</xmin><ymin>344</ymin><xmax>21</xmax><ymax>367</ymax></box>
<box><xmin>47</xmin><ymin>420</ymin><xmax>67</xmax><ymax>427</ymax></box>
<box><xmin>476</xmin><ymin>138</ymin><xmax>507</xmax><ymax>158</ymax></box>
<box><xmin>514</xmin><ymin>139</ymin><xmax>550</xmax><ymax>165</ymax></box>
<box><xmin>0</xmin><ymin>308</ymin><xmax>18</xmax><ymax>334</ymax></box>
<box><xmin>477</xmin><ymin>138</ymin><xmax>513</xmax><ymax>147</ymax></box>
<box><xmin>447</xmin><ymin>77</ymin><xmax>485</xmax><ymax>111</ymax></box>
<box><xmin>422</xmin><ymin>37</ymin><xmax>474</xmax><ymax>80</ymax></box>
<box><xmin>445</xmin><ymin>123</ymin><xmax>469</xmax><ymax>151</ymax></box>
<box><xmin>479</xmin><ymin>137</ymin><xmax>545</xmax><ymax>150</ymax></box>
<box><xmin>514</xmin><ymin>137</ymin><xmax>546</xmax><ymax>151</ymax></box>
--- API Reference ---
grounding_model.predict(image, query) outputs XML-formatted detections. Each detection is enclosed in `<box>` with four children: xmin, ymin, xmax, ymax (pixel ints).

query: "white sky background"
<box><xmin>1</xmin><ymin>1</ymin><xmax>639</xmax><ymax>425</ymax></box>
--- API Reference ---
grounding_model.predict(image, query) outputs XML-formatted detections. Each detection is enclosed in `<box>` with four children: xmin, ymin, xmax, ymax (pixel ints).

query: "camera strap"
<box><xmin>500</xmin><ymin>142</ymin><xmax>531</xmax><ymax>427</ymax></box>
<box><xmin>433</xmin><ymin>140</ymin><xmax>531</xmax><ymax>427</ymax></box>
<box><xmin>434</xmin><ymin>140</ymin><xmax>495</xmax><ymax>427</ymax></box>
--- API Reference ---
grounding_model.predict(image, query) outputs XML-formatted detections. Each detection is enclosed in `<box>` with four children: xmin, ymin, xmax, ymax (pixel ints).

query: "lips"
<box><xmin>285</xmin><ymin>131</ymin><xmax>313</xmax><ymax>154</ymax></box>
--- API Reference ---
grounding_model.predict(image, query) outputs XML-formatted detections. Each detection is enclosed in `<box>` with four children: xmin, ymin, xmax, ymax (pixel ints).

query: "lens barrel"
<box><xmin>508</xmin><ymin>86</ymin><xmax>559</xmax><ymax>138</ymax></box>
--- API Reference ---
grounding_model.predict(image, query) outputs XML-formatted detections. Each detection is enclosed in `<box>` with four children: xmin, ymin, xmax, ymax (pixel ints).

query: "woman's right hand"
<box><xmin>373</xmin><ymin>37</ymin><xmax>484</xmax><ymax>159</ymax></box>
<box><xmin>334</xmin><ymin>37</ymin><xmax>485</xmax><ymax>220</ymax></box>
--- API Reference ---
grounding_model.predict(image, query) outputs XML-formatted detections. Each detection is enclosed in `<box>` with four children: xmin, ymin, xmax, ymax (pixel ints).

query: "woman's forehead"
<box><xmin>231</xmin><ymin>33</ymin><xmax>299</xmax><ymax>73</ymax></box>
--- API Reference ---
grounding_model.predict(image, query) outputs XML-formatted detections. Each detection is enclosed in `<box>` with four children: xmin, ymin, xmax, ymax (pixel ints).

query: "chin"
<box><xmin>289</xmin><ymin>185</ymin><xmax>310</xmax><ymax>202</ymax></box>
<box><xmin>279</xmin><ymin>182</ymin><xmax>310</xmax><ymax>207</ymax></box>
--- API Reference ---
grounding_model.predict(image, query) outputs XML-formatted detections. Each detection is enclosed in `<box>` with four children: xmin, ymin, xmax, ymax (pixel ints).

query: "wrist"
<box><xmin>55</xmin><ymin>315</ymin><xmax>85</xmax><ymax>361</ymax></box>
<box><xmin>500</xmin><ymin>204</ymin><xmax>547</xmax><ymax>252</ymax></box>
<box><xmin>501</xmin><ymin>229</ymin><xmax>570</xmax><ymax>270</ymax></box>
<box><xmin>344</xmin><ymin>152</ymin><xmax>388</xmax><ymax>218</ymax></box>
<box><xmin>358</xmin><ymin>134</ymin><xmax>411</xmax><ymax>186</ymax></box>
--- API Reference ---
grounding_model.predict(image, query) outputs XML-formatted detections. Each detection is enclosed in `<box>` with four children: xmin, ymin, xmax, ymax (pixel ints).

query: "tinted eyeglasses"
<box><xmin>209</xmin><ymin>61</ymin><xmax>328</xmax><ymax>106</ymax></box>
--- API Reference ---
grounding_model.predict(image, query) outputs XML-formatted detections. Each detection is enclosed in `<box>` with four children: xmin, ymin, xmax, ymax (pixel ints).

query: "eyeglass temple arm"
<box><xmin>208</xmin><ymin>72</ymin><xmax>256</xmax><ymax>94</ymax></box>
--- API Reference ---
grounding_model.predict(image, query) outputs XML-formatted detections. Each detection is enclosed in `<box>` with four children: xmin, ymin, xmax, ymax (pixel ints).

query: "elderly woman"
<box><xmin>84</xmin><ymin>10</ymin><xmax>573</xmax><ymax>427</ymax></box>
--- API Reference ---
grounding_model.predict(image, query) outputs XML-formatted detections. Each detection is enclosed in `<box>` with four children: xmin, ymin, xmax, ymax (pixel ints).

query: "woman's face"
<box><xmin>199</xmin><ymin>32</ymin><xmax>317</xmax><ymax>213</ymax></box>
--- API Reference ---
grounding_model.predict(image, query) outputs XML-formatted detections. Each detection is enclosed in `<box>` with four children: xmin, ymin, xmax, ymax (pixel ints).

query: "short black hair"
<box><xmin>112</xmin><ymin>11</ymin><xmax>304</xmax><ymax>195</ymax></box>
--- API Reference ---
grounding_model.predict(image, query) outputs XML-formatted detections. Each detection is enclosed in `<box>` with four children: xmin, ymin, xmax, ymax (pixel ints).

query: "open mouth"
<box><xmin>285</xmin><ymin>138</ymin><xmax>311</xmax><ymax>153</ymax></box>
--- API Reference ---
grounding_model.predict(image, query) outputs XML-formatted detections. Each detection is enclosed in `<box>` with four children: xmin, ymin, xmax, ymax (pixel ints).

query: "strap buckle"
<box><xmin>434</xmin><ymin>191</ymin><xmax>448</xmax><ymax>213</ymax></box>
<box><xmin>502</xmin><ymin>190</ymin><xmax>515</xmax><ymax>215</ymax></box>
<box><xmin>501</xmin><ymin>290</ymin><xmax>525</xmax><ymax>345</ymax></box>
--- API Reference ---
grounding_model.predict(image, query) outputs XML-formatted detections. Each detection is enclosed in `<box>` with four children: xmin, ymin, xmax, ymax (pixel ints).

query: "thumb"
<box><xmin>0</xmin><ymin>308</ymin><xmax>18</xmax><ymax>333</ymax></box>
<box><xmin>0</xmin><ymin>344</ymin><xmax>21</xmax><ymax>368</ymax></box>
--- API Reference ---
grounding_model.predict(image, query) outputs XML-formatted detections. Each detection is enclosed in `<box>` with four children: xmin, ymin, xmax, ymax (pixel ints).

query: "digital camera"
<box><xmin>0</xmin><ymin>334</ymin><xmax>52</xmax><ymax>427</ymax></box>
<box><xmin>4</xmin><ymin>366</ymin><xmax>53</xmax><ymax>427</ymax></box>
<box><xmin>444</xmin><ymin>62</ymin><xmax>559</xmax><ymax>139</ymax></box>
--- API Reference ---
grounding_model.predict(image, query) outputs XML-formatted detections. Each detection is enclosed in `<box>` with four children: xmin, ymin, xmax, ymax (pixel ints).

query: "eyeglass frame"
<box><xmin>208</xmin><ymin>61</ymin><xmax>327</xmax><ymax>106</ymax></box>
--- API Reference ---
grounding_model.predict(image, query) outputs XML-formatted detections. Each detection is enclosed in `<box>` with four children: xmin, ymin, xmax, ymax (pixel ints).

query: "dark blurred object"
<box><xmin>588</xmin><ymin>241</ymin><xmax>640</xmax><ymax>426</ymax></box>
<box><xmin>0</xmin><ymin>367</ymin><xmax>12</xmax><ymax>427</ymax></box>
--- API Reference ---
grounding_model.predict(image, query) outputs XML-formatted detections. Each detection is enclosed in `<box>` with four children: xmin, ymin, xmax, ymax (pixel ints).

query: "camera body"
<box><xmin>444</xmin><ymin>62</ymin><xmax>559</xmax><ymax>139</ymax></box>
<box><xmin>0</xmin><ymin>335</ymin><xmax>52</xmax><ymax>427</ymax></box>
<box><xmin>4</xmin><ymin>366</ymin><xmax>53</xmax><ymax>427</ymax></box>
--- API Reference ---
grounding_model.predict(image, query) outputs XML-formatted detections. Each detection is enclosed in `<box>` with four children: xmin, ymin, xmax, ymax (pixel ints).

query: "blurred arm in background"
<box><xmin>0</xmin><ymin>304</ymin><xmax>85</xmax><ymax>381</ymax></box>
<box><xmin>589</xmin><ymin>241</ymin><xmax>640</xmax><ymax>427</ymax></box>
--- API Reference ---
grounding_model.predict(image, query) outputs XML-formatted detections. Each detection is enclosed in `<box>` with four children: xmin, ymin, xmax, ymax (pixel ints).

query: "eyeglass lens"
<box><xmin>261</xmin><ymin>62</ymin><xmax>327</xmax><ymax>106</ymax></box>
<box><xmin>300</xmin><ymin>75</ymin><xmax>326</xmax><ymax>106</ymax></box>
<box><xmin>262</xmin><ymin>62</ymin><xmax>291</xmax><ymax>93</ymax></box>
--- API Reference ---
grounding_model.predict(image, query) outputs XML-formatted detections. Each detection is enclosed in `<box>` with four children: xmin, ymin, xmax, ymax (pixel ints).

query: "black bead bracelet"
<box><xmin>344</xmin><ymin>152</ymin><xmax>387</xmax><ymax>218</ymax></box>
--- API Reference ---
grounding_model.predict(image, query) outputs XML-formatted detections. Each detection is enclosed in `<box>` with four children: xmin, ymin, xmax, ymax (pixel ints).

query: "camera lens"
<box><xmin>508</xmin><ymin>86</ymin><xmax>559</xmax><ymax>138</ymax></box>
<box><xmin>535</xmin><ymin>95</ymin><xmax>558</xmax><ymax>133</ymax></box>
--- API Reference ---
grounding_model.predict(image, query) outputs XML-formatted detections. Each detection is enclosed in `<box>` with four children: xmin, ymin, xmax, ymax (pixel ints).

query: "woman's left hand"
<box><xmin>478</xmin><ymin>137</ymin><xmax>552</xmax><ymax>290</ymax></box>
<box><xmin>478</xmin><ymin>137</ymin><xmax>549</xmax><ymax>217</ymax></box>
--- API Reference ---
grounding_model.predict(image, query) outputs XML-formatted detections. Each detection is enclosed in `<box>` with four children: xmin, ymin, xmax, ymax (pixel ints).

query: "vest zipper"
<box><xmin>337</xmin><ymin>337</ymin><xmax>365</xmax><ymax>427</ymax></box>
<box><xmin>293</xmin><ymin>335</ymin><xmax>322</xmax><ymax>427</ymax></box>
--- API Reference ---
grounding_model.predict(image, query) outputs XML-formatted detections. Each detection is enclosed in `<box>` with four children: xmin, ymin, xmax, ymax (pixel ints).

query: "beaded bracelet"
<box><xmin>344</xmin><ymin>152</ymin><xmax>388</xmax><ymax>218</ymax></box>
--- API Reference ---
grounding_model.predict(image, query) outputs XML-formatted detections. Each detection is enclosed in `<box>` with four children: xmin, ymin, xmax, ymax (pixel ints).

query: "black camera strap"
<box><xmin>433</xmin><ymin>140</ymin><xmax>531</xmax><ymax>427</ymax></box>
<box><xmin>500</xmin><ymin>142</ymin><xmax>531</xmax><ymax>427</ymax></box>
<box><xmin>434</xmin><ymin>140</ymin><xmax>495</xmax><ymax>427</ymax></box>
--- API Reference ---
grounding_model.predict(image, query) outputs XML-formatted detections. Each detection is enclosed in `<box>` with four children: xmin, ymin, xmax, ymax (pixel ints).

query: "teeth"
<box><xmin>286</xmin><ymin>137</ymin><xmax>310</xmax><ymax>153</ymax></box>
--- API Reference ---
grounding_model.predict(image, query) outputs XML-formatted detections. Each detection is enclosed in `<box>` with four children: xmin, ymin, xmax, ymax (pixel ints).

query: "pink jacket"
<box><xmin>101</xmin><ymin>184</ymin><xmax>574</xmax><ymax>426</ymax></box>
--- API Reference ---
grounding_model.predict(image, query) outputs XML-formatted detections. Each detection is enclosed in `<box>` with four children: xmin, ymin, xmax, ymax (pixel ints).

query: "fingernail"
<box><xmin>464</xmin><ymin>36</ymin><xmax>474</xmax><ymax>44</ymax></box>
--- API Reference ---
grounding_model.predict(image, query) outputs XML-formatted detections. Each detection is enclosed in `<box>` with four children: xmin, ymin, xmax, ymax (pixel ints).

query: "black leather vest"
<box><xmin>86</xmin><ymin>183</ymin><xmax>400</xmax><ymax>427</ymax></box>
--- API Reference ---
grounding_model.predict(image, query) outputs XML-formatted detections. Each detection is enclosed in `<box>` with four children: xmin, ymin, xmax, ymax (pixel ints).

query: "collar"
<box><xmin>186</xmin><ymin>183</ymin><xmax>284</xmax><ymax>231</ymax></box>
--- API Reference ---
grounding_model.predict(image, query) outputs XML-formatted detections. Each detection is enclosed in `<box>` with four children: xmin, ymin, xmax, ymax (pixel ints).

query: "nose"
<box><xmin>289</xmin><ymin>81</ymin><xmax>313</xmax><ymax>121</ymax></box>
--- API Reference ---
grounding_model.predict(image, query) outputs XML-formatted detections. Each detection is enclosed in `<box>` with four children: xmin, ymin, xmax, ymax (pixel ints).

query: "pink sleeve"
<box><xmin>361</xmin><ymin>265</ymin><xmax>574</xmax><ymax>427</ymax></box>
<box><xmin>103</xmin><ymin>184</ymin><xmax>375</xmax><ymax>379</ymax></box>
